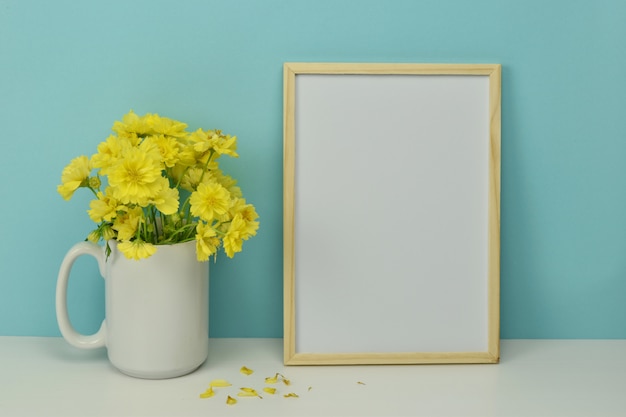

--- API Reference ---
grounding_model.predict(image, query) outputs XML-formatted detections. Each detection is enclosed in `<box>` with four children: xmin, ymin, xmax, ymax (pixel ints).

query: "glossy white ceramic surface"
<box><xmin>56</xmin><ymin>240</ymin><xmax>208</xmax><ymax>379</ymax></box>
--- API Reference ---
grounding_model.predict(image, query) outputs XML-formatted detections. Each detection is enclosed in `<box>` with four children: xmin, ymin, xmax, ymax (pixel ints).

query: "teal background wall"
<box><xmin>1</xmin><ymin>0</ymin><xmax>625</xmax><ymax>339</ymax></box>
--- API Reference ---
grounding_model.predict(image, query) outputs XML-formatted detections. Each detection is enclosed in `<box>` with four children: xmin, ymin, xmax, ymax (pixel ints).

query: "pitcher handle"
<box><xmin>55</xmin><ymin>241</ymin><xmax>107</xmax><ymax>349</ymax></box>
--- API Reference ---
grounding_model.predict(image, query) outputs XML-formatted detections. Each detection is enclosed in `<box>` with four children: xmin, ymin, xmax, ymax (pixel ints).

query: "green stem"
<box><xmin>174</xmin><ymin>165</ymin><xmax>191</xmax><ymax>189</ymax></box>
<box><xmin>197</xmin><ymin>150</ymin><xmax>215</xmax><ymax>185</ymax></box>
<box><xmin>87</xmin><ymin>187</ymin><xmax>99</xmax><ymax>198</ymax></box>
<box><xmin>151</xmin><ymin>206</ymin><xmax>160</xmax><ymax>244</ymax></box>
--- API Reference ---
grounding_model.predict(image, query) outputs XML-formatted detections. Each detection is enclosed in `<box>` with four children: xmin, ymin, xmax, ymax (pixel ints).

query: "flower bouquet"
<box><xmin>57</xmin><ymin>111</ymin><xmax>259</xmax><ymax>261</ymax></box>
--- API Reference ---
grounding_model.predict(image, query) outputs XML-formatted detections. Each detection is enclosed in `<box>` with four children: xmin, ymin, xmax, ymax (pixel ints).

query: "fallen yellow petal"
<box><xmin>265</xmin><ymin>374</ymin><xmax>279</xmax><ymax>384</ymax></box>
<box><xmin>226</xmin><ymin>395</ymin><xmax>237</xmax><ymax>405</ymax></box>
<box><xmin>263</xmin><ymin>387</ymin><xmax>277</xmax><ymax>395</ymax></box>
<box><xmin>240</xmin><ymin>366</ymin><xmax>254</xmax><ymax>375</ymax></box>
<box><xmin>308</xmin><ymin>386</ymin><xmax>313</xmax><ymax>391</ymax></box>
<box><xmin>199</xmin><ymin>387</ymin><xmax>215</xmax><ymax>398</ymax></box>
<box><xmin>357</xmin><ymin>381</ymin><xmax>366</xmax><ymax>385</ymax></box>
<box><xmin>209</xmin><ymin>379</ymin><xmax>232</xmax><ymax>388</ymax></box>
<box><xmin>283</xmin><ymin>392</ymin><xmax>299</xmax><ymax>398</ymax></box>
<box><xmin>277</xmin><ymin>373</ymin><xmax>291</xmax><ymax>385</ymax></box>
<box><xmin>237</xmin><ymin>387</ymin><xmax>262</xmax><ymax>398</ymax></box>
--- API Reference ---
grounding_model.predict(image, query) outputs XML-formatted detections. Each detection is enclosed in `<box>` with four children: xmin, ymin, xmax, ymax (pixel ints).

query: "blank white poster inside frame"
<box><xmin>283</xmin><ymin>63</ymin><xmax>501</xmax><ymax>365</ymax></box>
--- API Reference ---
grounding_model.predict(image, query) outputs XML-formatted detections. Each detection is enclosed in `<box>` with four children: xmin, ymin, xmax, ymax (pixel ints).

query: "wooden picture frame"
<box><xmin>283</xmin><ymin>63</ymin><xmax>501</xmax><ymax>365</ymax></box>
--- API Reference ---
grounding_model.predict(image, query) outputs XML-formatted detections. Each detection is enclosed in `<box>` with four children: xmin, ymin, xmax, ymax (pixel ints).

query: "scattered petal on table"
<box><xmin>240</xmin><ymin>366</ymin><xmax>254</xmax><ymax>375</ymax></box>
<box><xmin>263</xmin><ymin>387</ymin><xmax>277</xmax><ymax>395</ymax></box>
<box><xmin>199</xmin><ymin>387</ymin><xmax>215</xmax><ymax>399</ymax></box>
<box><xmin>209</xmin><ymin>379</ymin><xmax>232</xmax><ymax>388</ymax></box>
<box><xmin>283</xmin><ymin>392</ymin><xmax>299</xmax><ymax>398</ymax></box>
<box><xmin>265</xmin><ymin>374</ymin><xmax>279</xmax><ymax>384</ymax></box>
<box><xmin>357</xmin><ymin>381</ymin><xmax>366</xmax><ymax>385</ymax></box>
<box><xmin>226</xmin><ymin>395</ymin><xmax>237</xmax><ymax>405</ymax></box>
<box><xmin>237</xmin><ymin>387</ymin><xmax>261</xmax><ymax>398</ymax></box>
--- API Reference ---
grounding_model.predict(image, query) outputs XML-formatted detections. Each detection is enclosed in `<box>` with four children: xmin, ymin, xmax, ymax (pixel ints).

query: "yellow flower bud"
<box><xmin>89</xmin><ymin>176</ymin><xmax>101</xmax><ymax>189</ymax></box>
<box><xmin>87</xmin><ymin>230</ymin><xmax>100</xmax><ymax>243</ymax></box>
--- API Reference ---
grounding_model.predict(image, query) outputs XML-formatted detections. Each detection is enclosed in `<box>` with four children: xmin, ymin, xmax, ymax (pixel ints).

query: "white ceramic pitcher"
<box><xmin>56</xmin><ymin>239</ymin><xmax>209</xmax><ymax>379</ymax></box>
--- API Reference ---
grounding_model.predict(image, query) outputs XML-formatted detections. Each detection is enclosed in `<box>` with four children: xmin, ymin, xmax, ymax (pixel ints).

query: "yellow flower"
<box><xmin>143</xmin><ymin>113</ymin><xmax>188</xmax><ymax>137</ymax></box>
<box><xmin>143</xmin><ymin>134</ymin><xmax>181</xmax><ymax>168</ymax></box>
<box><xmin>91</xmin><ymin>135</ymin><xmax>133</xmax><ymax>175</ymax></box>
<box><xmin>87</xmin><ymin>224</ymin><xmax>116</xmax><ymax>244</ymax></box>
<box><xmin>189</xmin><ymin>182</ymin><xmax>231</xmax><ymax>222</ymax></box>
<box><xmin>111</xmin><ymin>110</ymin><xmax>149</xmax><ymax>140</ymax></box>
<box><xmin>112</xmin><ymin>207</ymin><xmax>143</xmax><ymax>241</ymax></box>
<box><xmin>188</xmin><ymin>128</ymin><xmax>212</xmax><ymax>154</ymax></box>
<box><xmin>88</xmin><ymin>187</ymin><xmax>121</xmax><ymax>223</ymax></box>
<box><xmin>108</xmin><ymin>146</ymin><xmax>164</xmax><ymax>205</ymax></box>
<box><xmin>174</xmin><ymin>143</ymin><xmax>198</xmax><ymax>167</ymax></box>
<box><xmin>223</xmin><ymin>214</ymin><xmax>247</xmax><ymax>258</ymax></box>
<box><xmin>117</xmin><ymin>239</ymin><xmax>156</xmax><ymax>260</ymax></box>
<box><xmin>149</xmin><ymin>178</ymin><xmax>179</xmax><ymax>215</ymax></box>
<box><xmin>210</xmin><ymin>132</ymin><xmax>238</xmax><ymax>158</ymax></box>
<box><xmin>87</xmin><ymin>230</ymin><xmax>100</xmax><ymax>243</ymax></box>
<box><xmin>88</xmin><ymin>176</ymin><xmax>101</xmax><ymax>189</ymax></box>
<box><xmin>174</xmin><ymin>166</ymin><xmax>208</xmax><ymax>192</ymax></box>
<box><xmin>101</xmin><ymin>224</ymin><xmax>116</xmax><ymax>241</ymax></box>
<box><xmin>214</xmin><ymin>171</ymin><xmax>242</xmax><ymax>198</ymax></box>
<box><xmin>195</xmin><ymin>221</ymin><xmax>220</xmax><ymax>261</ymax></box>
<box><xmin>59</xmin><ymin>111</ymin><xmax>258</xmax><ymax>260</ymax></box>
<box><xmin>57</xmin><ymin>155</ymin><xmax>91</xmax><ymax>200</ymax></box>
<box><xmin>229</xmin><ymin>199</ymin><xmax>259</xmax><ymax>238</ymax></box>
<box><xmin>187</xmin><ymin>129</ymin><xmax>238</xmax><ymax>162</ymax></box>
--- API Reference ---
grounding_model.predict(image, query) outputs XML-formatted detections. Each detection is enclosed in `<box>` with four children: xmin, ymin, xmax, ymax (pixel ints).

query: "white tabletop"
<box><xmin>1</xmin><ymin>337</ymin><xmax>625</xmax><ymax>417</ymax></box>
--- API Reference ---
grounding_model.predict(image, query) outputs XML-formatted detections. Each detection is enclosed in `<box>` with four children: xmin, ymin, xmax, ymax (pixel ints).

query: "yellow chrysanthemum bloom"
<box><xmin>117</xmin><ymin>239</ymin><xmax>157</xmax><ymax>260</ymax></box>
<box><xmin>108</xmin><ymin>146</ymin><xmax>164</xmax><ymax>205</ymax></box>
<box><xmin>143</xmin><ymin>113</ymin><xmax>188</xmax><ymax>137</ymax></box>
<box><xmin>187</xmin><ymin>129</ymin><xmax>238</xmax><ymax>163</ymax></box>
<box><xmin>143</xmin><ymin>134</ymin><xmax>181</xmax><ymax>168</ymax></box>
<box><xmin>112</xmin><ymin>207</ymin><xmax>143</xmax><ymax>241</ymax></box>
<box><xmin>88</xmin><ymin>187</ymin><xmax>121</xmax><ymax>223</ymax></box>
<box><xmin>230</xmin><ymin>198</ymin><xmax>260</xmax><ymax>238</ymax></box>
<box><xmin>188</xmin><ymin>128</ymin><xmax>212</xmax><ymax>154</ymax></box>
<box><xmin>210</xmin><ymin>132</ymin><xmax>238</xmax><ymax>158</ymax></box>
<box><xmin>170</xmin><ymin>163</ymin><xmax>218</xmax><ymax>193</ymax></box>
<box><xmin>149</xmin><ymin>178</ymin><xmax>179</xmax><ymax>215</ymax></box>
<box><xmin>111</xmin><ymin>110</ymin><xmax>149</xmax><ymax>140</ymax></box>
<box><xmin>214</xmin><ymin>171</ymin><xmax>242</xmax><ymax>199</ymax></box>
<box><xmin>91</xmin><ymin>135</ymin><xmax>133</xmax><ymax>175</ymax></box>
<box><xmin>57</xmin><ymin>155</ymin><xmax>91</xmax><ymax>200</ymax></box>
<box><xmin>195</xmin><ymin>221</ymin><xmax>220</xmax><ymax>261</ymax></box>
<box><xmin>178</xmin><ymin>167</ymin><xmax>209</xmax><ymax>192</ymax></box>
<box><xmin>189</xmin><ymin>182</ymin><xmax>231</xmax><ymax>222</ymax></box>
<box><xmin>174</xmin><ymin>143</ymin><xmax>198</xmax><ymax>167</ymax></box>
<box><xmin>189</xmin><ymin>129</ymin><xmax>238</xmax><ymax>158</ymax></box>
<box><xmin>223</xmin><ymin>214</ymin><xmax>248</xmax><ymax>258</ymax></box>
